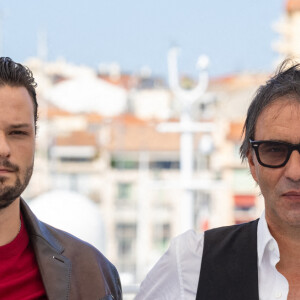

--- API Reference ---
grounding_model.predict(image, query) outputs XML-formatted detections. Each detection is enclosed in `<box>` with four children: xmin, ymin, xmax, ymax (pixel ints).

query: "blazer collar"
<box><xmin>20</xmin><ymin>198</ymin><xmax>64</xmax><ymax>253</ymax></box>
<box><xmin>20</xmin><ymin>198</ymin><xmax>71</xmax><ymax>300</ymax></box>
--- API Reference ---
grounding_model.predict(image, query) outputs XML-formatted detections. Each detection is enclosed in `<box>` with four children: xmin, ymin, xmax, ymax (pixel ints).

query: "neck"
<box><xmin>0</xmin><ymin>198</ymin><xmax>21</xmax><ymax>246</ymax></box>
<box><xmin>267</xmin><ymin>217</ymin><xmax>300</xmax><ymax>271</ymax></box>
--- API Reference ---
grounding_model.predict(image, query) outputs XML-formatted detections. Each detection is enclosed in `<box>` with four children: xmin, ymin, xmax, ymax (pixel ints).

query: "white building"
<box><xmin>273</xmin><ymin>0</ymin><xmax>300</xmax><ymax>60</ymax></box>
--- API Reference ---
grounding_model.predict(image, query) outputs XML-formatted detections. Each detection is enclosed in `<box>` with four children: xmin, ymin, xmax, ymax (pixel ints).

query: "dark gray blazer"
<box><xmin>21</xmin><ymin>199</ymin><xmax>122</xmax><ymax>300</ymax></box>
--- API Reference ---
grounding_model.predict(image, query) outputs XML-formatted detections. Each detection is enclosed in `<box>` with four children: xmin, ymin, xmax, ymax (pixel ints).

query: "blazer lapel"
<box><xmin>31</xmin><ymin>235</ymin><xmax>71</xmax><ymax>300</ymax></box>
<box><xmin>20</xmin><ymin>199</ymin><xmax>72</xmax><ymax>300</ymax></box>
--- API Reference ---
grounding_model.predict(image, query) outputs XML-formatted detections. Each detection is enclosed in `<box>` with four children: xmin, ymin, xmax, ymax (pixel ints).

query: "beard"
<box><xmin>0</xmin><ymin>159</ymin><xmax>33</xmax><ymax>210</ymax></box>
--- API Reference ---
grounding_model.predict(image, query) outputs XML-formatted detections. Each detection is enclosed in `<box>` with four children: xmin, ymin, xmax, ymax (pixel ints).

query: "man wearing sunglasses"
<box><xmin>136</xmin><ymin>60</ymin><xmax>300</xmax><ymax>300</ymax></box>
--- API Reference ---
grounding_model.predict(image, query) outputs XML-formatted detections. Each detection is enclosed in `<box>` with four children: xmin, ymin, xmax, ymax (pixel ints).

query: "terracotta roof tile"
<box><xmin>44</xmin><ymin>105</ymin><xmax>72</xmax><ymax>118</ymax></box>
<box><xmin>210</xmin><ymin>73</ymin><xmax>268</xmax><ymax>90</ymax></box>
<box><xmin>86</xmin><ymin>113</ymin><xmax>103</xmax><ymax>123</ymax></box>
<box><xmin>56</xmin><ymin>131</ymin><xmax>97</xmax><ymax>146</ymax></box>
<box><xmin>113</xmin><ymin>114</ymin><xmax>147</xmax><ymax>125</ymax></box>
<box><xmin>227</xmin><ymin>122</ymin><xmax>244</xmax><ymax>141</ymax></box>
<box><xmin>97</xmin><ymin>74</ymin><xmax>137</xmax><ymax>90</ymax></box>
<box><xmin>108</xmin><ymin>121</ymin><xmax>180</xmax><ymax>151</ymax></box>
<box><xmin>286</xmin><ymin>0</ymin><xmax>300</xmax><ymax>12</ymax></box>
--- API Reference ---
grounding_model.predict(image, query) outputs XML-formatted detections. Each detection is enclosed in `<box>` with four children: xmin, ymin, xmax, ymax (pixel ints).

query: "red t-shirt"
<box><xmin>0</xmin><ymin>215</ymin><xmax>47</xmax><ymax>299</ymax></box>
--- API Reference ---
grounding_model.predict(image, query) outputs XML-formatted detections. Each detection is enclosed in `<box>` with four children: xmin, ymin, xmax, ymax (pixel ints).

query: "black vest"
<box><xmin>196</xmin><ymin>219</ymin><xmax>259</xmax><ymax>300</ymax></box>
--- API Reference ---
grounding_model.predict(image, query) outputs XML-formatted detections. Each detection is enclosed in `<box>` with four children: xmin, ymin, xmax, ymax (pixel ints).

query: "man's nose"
<box><xmin>0</xmin><ymin>132</ymin><xmax>10</xmax><ymax>158</ymax></box>
<box><xmin>284</xmin><ymin>150</ymin><xmax>300</xmax><ymax>182</ymax></box>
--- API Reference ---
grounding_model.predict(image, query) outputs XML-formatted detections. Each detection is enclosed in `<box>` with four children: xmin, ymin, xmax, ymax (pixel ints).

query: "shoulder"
<box><xmin>136</xmin><ymin>230</ymin><xmax>204</xmax><ymax>300</ymax></box>
<box><xmin>43</xmin><ymin>222</ymin><xmax>122</xmax><ymax>298</ymax></box>
<box><xmin>203</xmin><ymin>219</ymin><xmax>259</xmax><ymax>247</ymax></box>
<box><xmin>169</xmin><ymin>229</ymin><xmax>204</xmax><ymax>265</ymax></box>
<box><xmin>44</xmin><ymin>221</ymin><xmax>116</xmax><ymax>270</ymax></box>
<box><xmin>205</xmin><ymin>219</ymin><xmax>259</xmax><ymax>235</ymax></box>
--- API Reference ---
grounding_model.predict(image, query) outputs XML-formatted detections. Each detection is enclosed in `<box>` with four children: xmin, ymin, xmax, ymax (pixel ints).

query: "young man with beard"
<box><xmin>136</xmin><ymin>60</ymin><xmax>300</xmax><ymax>300</ymax></box>
<box><xmin>0</xmin><ymin>57</ymin><xmax>122</xmax><ymax>300</ymax></box>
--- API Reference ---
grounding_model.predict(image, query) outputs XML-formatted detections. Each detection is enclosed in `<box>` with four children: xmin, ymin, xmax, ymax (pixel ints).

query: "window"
<box><xmin>194</xmin><ymin>191</ymin><xmax>211</xmax><ymax>230</ymax></box>
<box><xmin>116</xmin><ymin>223</ymin><xmax>136</xmax><ymax>257</ymax></box>
<box><xmin>116</xmin><ymin>182</ymin><xmax>136</xmax><ymax>208</ymax></box>
<box><xmin>234</xmin><ymin>194</ymin><xmax>257</xmax><ymax>224</ymax></box>
<box><xmin>149</xmin><ymin>160</ymin><xmax>179</xmax><ymax>169</ymax></box>
<box><xmin>59</xmin><ymin>157</ymin><xmax>93</xmax><ymax>162</ymax></box>
<box><xmin>117</xmin><ymin>182</ymin><xmax>131</xmax><ymax>199</ymax></box>
<box><xmin>153</xmin><ymin>223</ymin><xmax>171</xmax><ymax>250</ymax></box>
<box><xmin>234</xmin><ymin>194</ymin><xmax>256</xmax><ymax>209</ymax></box>
<box><xmin>111</xmin><ymin>159</ymin><xmax>138</xmax><ymax>169</ymax></box>
<box><xmin>116</xmin><ymin>223</ymin><xmax>136</xmax><ymax>273</ymax></box>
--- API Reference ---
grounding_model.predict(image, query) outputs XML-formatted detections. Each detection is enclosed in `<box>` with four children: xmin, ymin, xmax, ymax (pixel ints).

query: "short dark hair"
<box><xmin>240</xmin><ymin>59</ymin><xmax>300</xmax><ymax>161</ymax></box>
<box><xmin>0</xmin><ymin>57</ymin><xmax>38</xmax><ymax>130</ymax></box>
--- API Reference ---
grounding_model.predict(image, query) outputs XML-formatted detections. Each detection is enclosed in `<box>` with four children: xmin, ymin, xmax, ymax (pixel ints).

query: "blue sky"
<box><xmin>1</xmin><ymin>0</ymin><xmax>283</xmax><ymax>78</ymax></box>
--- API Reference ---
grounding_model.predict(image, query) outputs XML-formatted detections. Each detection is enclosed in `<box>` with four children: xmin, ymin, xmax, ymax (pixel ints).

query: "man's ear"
<box><xmin>247</xmin><ymin>150</ymin><xmax>258</xmax><ymax>183</ymax></box>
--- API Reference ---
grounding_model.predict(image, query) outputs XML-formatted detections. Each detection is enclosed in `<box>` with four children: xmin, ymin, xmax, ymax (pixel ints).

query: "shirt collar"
<box><xmin>257</xmin><ymin>210</ymin><xmax>280</xmax><ymax>266</ymax></box>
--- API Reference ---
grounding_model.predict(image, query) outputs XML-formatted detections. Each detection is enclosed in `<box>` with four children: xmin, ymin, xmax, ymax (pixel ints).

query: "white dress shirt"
<box><xmin>135</xmin><ymin>211</ymin><xmax>289</xmax><ymax>300</ymax></box>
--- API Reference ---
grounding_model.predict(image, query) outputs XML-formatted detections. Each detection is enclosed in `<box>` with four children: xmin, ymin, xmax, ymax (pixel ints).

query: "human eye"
<box><xmin>260</xmin><ymin>142</ymin><xmax>286</xmax><ymax>154</ymax></box>
<box><xmin>9</xmin><ymin>130</ymin><xmax>29</xmax><ymax>136</ymax></box>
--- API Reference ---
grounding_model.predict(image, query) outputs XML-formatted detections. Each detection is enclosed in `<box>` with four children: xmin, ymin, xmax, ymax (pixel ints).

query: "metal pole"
<box><xmin>167</xmin><ymin>47</ymin><xmax>210</xmax><ymax>232</ymax></box>
<box><xmin>180</xmin><ymin>112</ymin><xmax>194</xmax><ymax>230</ymax></box>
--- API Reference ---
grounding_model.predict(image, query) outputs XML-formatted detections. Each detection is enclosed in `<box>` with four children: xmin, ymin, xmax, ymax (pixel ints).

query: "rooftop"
<box><xmin>286</xmin><ymin>0</ymin><xmax>300</xmax><ymax>12</ymax></box>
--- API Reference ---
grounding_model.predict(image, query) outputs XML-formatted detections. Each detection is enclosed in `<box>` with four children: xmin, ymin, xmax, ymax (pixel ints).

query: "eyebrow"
<box><xmin>262</xmin><ymin>139</ymin><xmax>300</xmax><ymax>145</ymax></box>
<box><xmin>9</xmin><ymin>124</ymin><xmax>32</xmax><ymax>129</ymax></box>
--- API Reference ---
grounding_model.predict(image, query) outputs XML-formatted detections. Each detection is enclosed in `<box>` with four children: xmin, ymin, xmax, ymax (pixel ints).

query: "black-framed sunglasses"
<box><xmin>249</xmin><ymin>139</ymin><xmax>300</xmax><ymax>168</ymax></box>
